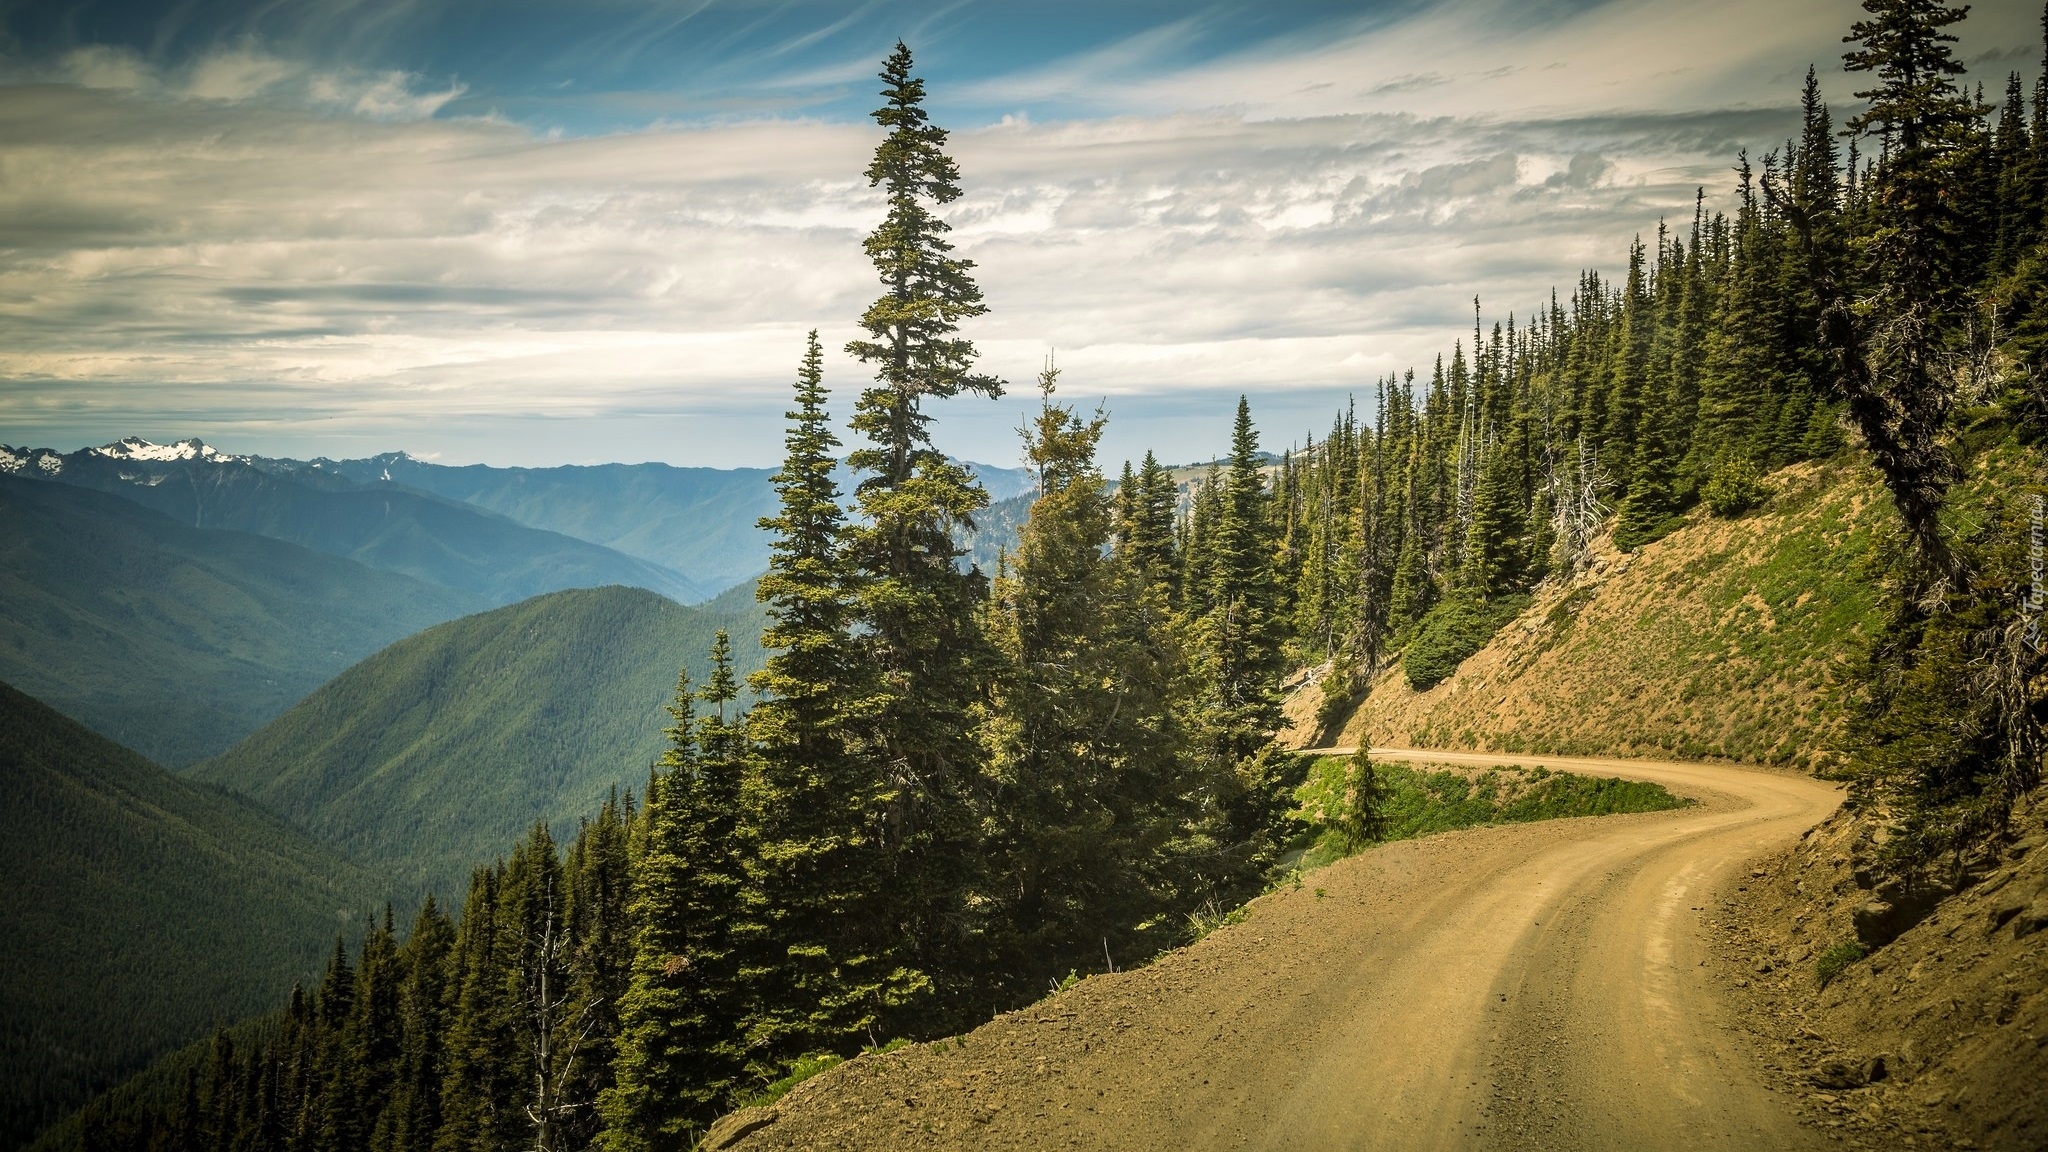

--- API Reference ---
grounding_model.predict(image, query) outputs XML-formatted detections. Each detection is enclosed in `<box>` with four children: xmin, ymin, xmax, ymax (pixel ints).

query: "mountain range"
<box><xmin>0</xmin><ymin>435</ymin><xmax>1034</xmax><ymax>763</ymax></box>
<box><xmin>0</xmin><ymin>475</ymin><xmax>485</xmax><ymax>765</ymax></box>
<box><xmin>0</xmin><ymin>439</ymin><xmax>709</xmax><ymax>606</ymax></box>
<box><xmin>1</xmin><ymin>437</ymin><xmax>1037</xmax><ymax>601</ymax></box>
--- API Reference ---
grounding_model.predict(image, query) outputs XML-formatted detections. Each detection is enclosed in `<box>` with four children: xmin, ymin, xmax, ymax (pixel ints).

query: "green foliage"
<box><xmin>191</xmin><ymin>585</ymin><xmax>768</xmax><ymax>901</ymax></box>
<box><xmin>1402</xmin><ymin>593</ymin><xmax>1531</xmax><ymax>690</ymax></box>
<box><xmin>52</xmin><ymin>810</ymin><xmax>635</xmax><ymax>1152</ymax></box>
<box><xmin>743</xmin><ymin>334</ymin><xmax>913</xmax><ymax>1069</ymax></box>
<box><xmin>603</xmin><ymin>649</ymin><xmax>754</xmax><ymax>1149</ymax></box>
<box><xmin>1296</xmin><ymin>748</ymin><xmax>1389</xmax><ymax>853</ymax></box>
<box><xmin>0</xmin><ymin>681</ymin><xmax>383</xmax><ymax>1152</ymax></box>
<box><xmin>1612</xmin><ymin>440</ymin><xmax>1683</xmax><ymax>552</ymax></box>
<box><xmin>981</xmin><ymin>367</ymin><xmax>1211</xmax><ymax>999</ymax></box>
<box><xmin>1335</xmin><ymin>748</ymin><xmax>1390</xmax><ymax>849</ymax></box>
<box><xmin>1461</xmin><ymin>443</ymin><xmax>1528</xmax><ymax>597</ymax></box>
<box><xmin>1292</xmin><ymin>756</ymin><xmax>1690</xmax><ymax>868</ymax></box>
<box><xmin>840</xmin><ymin>43</ymin><xmax>1005</xmax><ymax>1012</ymax></box>
<box><xmin>1849</xmin><ymin>451</ymin><xmax>2047</xmax><ymax>865</ymax></box>
<box><xmin>1312</xmin><ymin>663</ymin><xmax>1366</xmax><ymax>740</ymax></box>
<box><xmin>0</xmin><ymin>475</ymin><xmax>482</xmax><ymax>765</ymax></box>
<box><xmin>1193</xmin><ymin>397</ymin><xmax>1290</xmax><ymax>768</ymax></box>
<box><xmin>1816</xmin><ymin>0</ymin><xmax>2048</xmax><ymax>867</ymax></box>
<box><xmin>734</xmin><ymin>1053</ymin><xmax>844</xmax><ymax>1111</ymax></box>
<box><xmin>1701</xmin><ymin>457</ymin><xmax>1769</xmax><ymax>516</ymax></box>
<box><xmin>1183</xmin><ymin>900</ymin><xmax>1250</xmax><ymax>943</ymax></box>
<box><xmin>1815</xmin><ymin>940</ymin><xmax>1870</xmax><ymax>988</ymax></box>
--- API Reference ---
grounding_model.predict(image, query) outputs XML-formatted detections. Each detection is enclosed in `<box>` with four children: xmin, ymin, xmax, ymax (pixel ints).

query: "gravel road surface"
<box><xmin>724</xmin><ymin>749</ymin><xmax>1843</xmax><ymax>1152</ymax></box>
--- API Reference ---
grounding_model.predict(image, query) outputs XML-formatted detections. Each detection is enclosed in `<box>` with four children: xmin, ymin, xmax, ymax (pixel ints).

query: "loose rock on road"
<box><xmin>723</xmin><ymin>749</ymin><xmax>1843</xmax><ymax>1152</ymax></box>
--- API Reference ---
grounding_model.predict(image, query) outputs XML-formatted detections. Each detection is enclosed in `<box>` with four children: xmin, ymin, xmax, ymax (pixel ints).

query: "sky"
<box><xmin>0</xmin><ymin>0</ymin><xmax>2038</xmax><ymax>469</ymax></box>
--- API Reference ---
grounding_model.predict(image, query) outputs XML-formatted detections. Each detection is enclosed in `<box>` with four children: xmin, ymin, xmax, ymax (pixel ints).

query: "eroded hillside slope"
<box><xmin>1709</xmin><ymin>798</ymin><xmax>2048</xmax><ymax>1151</ymax></box>
<box><xmin>1302</xmin><ymin>461</ymin><xmax>1882</xmax><ymax>769</ymax></box>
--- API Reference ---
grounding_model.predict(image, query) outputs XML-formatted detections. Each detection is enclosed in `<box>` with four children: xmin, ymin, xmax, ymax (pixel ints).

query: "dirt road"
<box><xmin>724</xmin><ymin>749</ymin><xmax>1843</xmax><ymax>1152</ymax></box>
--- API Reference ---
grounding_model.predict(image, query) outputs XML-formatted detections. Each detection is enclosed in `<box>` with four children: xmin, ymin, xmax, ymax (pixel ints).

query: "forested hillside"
<box><xmin>0</xmin><ymin>475</ymin><xmax>483</xmax><ymax>765</ymax></box>
<box><xmin>191</xmin><ymin>585</ymin><xmax>769</xmax><ymax>902</ymax></box>
<box><xmin>47</xmin><ymin>4</ymin><xmax>2048</xmax><ymax>1152</ymax></box>
<box><xmin>315</xmin><ymin>455</ymin><xmax>780</xmax><ymax>594</ymax></box>
<box><xmin>0</xmin><ymin>681</ymin><xmax>384</xmax><ymax>1152</ymax></box>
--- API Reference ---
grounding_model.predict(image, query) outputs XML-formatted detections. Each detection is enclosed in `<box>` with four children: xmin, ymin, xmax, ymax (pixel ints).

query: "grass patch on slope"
<box><xmin>1291</xmin><ymin>755</ymin><xmax>1692</xmax><ymax>870</ymax></box>
<box><xmin>1347</xmin><ymin>459</ymin><xmax>1885</xmax><ymax>769</ymax></box>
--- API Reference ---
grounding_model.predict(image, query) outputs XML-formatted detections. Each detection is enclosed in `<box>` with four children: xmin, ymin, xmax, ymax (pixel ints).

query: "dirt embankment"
<box><xmin>1711</xmin><ymin>796</ymin><xmax>2048</xmax><ymax>1151</ymax></box>
<box><xmin>1288</xmin><ymin>461</ymin><xmax>1882</xmax><ymax>769</ymax></box>
<box><xmin>709</xmin><ymin>751</ymin><xmax>1841</xmax><ymax>1152</ymax></box>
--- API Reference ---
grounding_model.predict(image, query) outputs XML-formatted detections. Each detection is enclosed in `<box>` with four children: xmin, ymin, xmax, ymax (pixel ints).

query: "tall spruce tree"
<box><xmin>841</xmin><ymin>41</ymin><xmax>1002</xmax><ymax>1000</ymax></box>
<box><xmin>1806</xmin><ymin>0</ymin><xmax>1982</xmax><ymax>561</ymax></box>
<box><xmin>745</xmin><ymin>332</ymin><xmax>919</xmax><ymax>1066</ymax></box>
<box><xmin>387</xmin><ymin>898</ymin><xmax>453</xmax><ymax>1152</ymax></box>
<box><xmin>556</xmin><ymin>796</ymin><xmax>633</xmax><ymax>1152</ymax></box>
<box><xmin>1201</xmin><ymin>396</ymin><xmax>1287</xmax><ymax>766</ymax></box>
<box><xmin>1188</xmin><ymin>398</ymin><xmax>1302</xmax><ymax>893</ymax></box>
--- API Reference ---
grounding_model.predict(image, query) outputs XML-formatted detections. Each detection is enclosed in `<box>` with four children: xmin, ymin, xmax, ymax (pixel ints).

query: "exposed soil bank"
<box><xmin>1711</xmin><ymin>795</ymin><xmax>2048</xmax><ymax>1151</ymax></box>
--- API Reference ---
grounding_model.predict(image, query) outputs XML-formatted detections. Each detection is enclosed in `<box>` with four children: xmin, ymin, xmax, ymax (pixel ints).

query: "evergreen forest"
<box><xmin>52</xmin><ymin>3</ymin><xmax>2048</xmax><ymax>1150</ymax></box>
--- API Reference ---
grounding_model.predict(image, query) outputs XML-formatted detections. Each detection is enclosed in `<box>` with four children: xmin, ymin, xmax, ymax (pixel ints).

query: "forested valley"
<box><xmin>50</xmin><ymin>2</ymin><xmax>2048</xmax><ymax>1150</ymax></box>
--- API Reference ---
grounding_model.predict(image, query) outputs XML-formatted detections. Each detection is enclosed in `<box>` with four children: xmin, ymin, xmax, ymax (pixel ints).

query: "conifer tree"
<box><xmin>1801</xmin><ymin>0</ymin><xmax>1983</xmax><ymax>561</ymax></box>
<box><xmin>746</xmin><ymin>334</ymin><xmax>919</xmax><ymax>1064</ymax></box>
<box><xmin>438</xmin><ymin>865</ymin><xmax>515</xmax><ymax>1152</ymax></box>
<box><xmin>1335</xmin><ymin>747</ymin><xmax>1389</xmax><ymax>851</ymax></box>
<box><xmin>557</xmin><ymin>797</ymin><xmax>633</xmax><ymax>1152</ymax></box>
<box><xmin>841</xmin><ymin>41</ymin><xmax>1002</xmax><ymax>993</ymax></box>
<box><xmin>349</xmin><ymin>911</ymin><xmax>402</xmax><ymax>1152</ymax></box>
<box><xmin>1123</xmin><ymin>451</ymin><xmax>1180</xmax><ymax>587</ymax></box>
<box><xmin>1178</xmin><ymin>467</ymin><xmax>1223</xmax><ymax>617</ymax></box>
<box><xmin>1185</xmin><ymin>398</ymin><xmax>1302</xmax><ymax>895</ymax></box>
<box><xmin>601</xmin><ymin>662</ymin><xmax>747</xmax><ymax>1149</ymax></box>
<box><xmin>388</xmin><ymin>898</ymin><xmax>453</xmax><ymax>1152</ymax></box>
<box><xmin>984</xmin><ymin>366</ymin><xmax>1197</xmax><ymax>988</ymax></box>
<box><xmin>1461</xmin><ymin>442</ymin><xmax>1526</xmax><ymax>595</ymax></box>
<box><xmin>1201</xmin><ymin>397</ymin><xmax>1287</xmax><ymax>766</ymax></box>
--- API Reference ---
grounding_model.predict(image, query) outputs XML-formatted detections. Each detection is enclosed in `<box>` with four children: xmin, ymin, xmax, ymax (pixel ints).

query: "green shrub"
<box><xmin>1402</xmin><ymin>593</ymin><xmax>1529</xmax><ymax>689</ymax></box>
<box><xmin>1185</xmin><ymin>898</ymin><xmax>1250</xmax><ymax>942</ymax></box>
<box><xmin>1292</xmin><ymin>757</ymin><xmax>1688</xmax><ymax>864</ymax></box>
<box><xmin>1815</xmin><ymin>940</ymin><xmax>1868</xmax><ymax>988</ymax></box>
<box><xmin>1702</xmin><ymin>457</ymin><xmax>1768</xmax><ymax>517</ymax></box>
<box><xmin>1314</xmin><ymin>663</ymin><xmax>1363</xmax><ymax>736</ymax></box>
<box><xmin>736</xmin><ymin>1052</ymin><xmax>846</xmax><ymax>1109</ymax></box>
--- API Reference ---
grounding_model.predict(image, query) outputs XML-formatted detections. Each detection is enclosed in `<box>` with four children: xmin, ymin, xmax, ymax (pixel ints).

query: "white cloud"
<box><xmin>311</xmin><ymin>70</ymin><xmax>469</xmax><ymax>119</ymax></box>
<box><xmin>60</xmin><ymin>46</ymin><xmax>151</xmax><ymax>92</ymax></box>
<box><xmin>0</xmin><ymin>0</ymin><xmax>2035</xmax><ymax>466</ymax></box>
<box><xmin>184</xmin><ymin>48</ymin><xmax>293</xmax><ymax>101</ymax></box>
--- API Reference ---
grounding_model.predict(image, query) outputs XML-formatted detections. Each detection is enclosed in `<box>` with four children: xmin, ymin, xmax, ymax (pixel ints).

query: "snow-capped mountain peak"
<box><xmin>90</xmin><ymin>436</ymin><xmax>232</xmax><ymax>463</ymax></box>
<box><xmin>0</xmin><ymin>444</ymin><xmax>66</xmax><ymax>475</ymax></box>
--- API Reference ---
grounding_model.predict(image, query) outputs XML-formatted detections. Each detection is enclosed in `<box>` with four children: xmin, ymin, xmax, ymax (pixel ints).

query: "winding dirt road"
<box><xmin>725</xmin><ymin>749</ymin><xmax>1843</xmax><ymax>1152</ymax></box>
